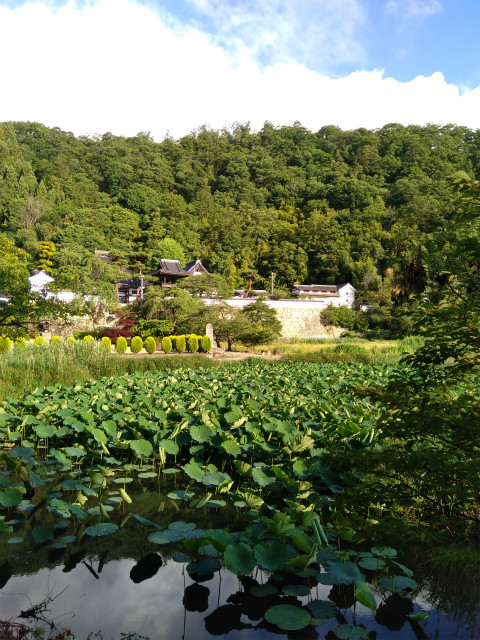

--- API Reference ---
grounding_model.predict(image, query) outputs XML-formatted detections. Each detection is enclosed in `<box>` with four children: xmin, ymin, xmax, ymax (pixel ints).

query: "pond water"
<box><xmin>1</xmin><ymin>481</ymin><xmax>478</xmax><ymax>640</ymax></box>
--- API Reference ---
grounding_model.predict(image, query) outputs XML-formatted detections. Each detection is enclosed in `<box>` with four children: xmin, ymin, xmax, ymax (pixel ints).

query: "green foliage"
<box><xmin>186</xmin><ymin>334</ymin><xmax>199</xmax><ymax>353</ymax></box>
<box><xmin>116</xmin><ymin>336</ymin><xmax>128</xmax><ymax>354</ymax></box>
<box><xmin>66</xmin><ymin>336</ymin><xmax>76</xmax><ymax>345</ymax></box>
<box><xmin>33</xmin><ymin>335</ymin><xmax>45</xmax><ymax>346</ymax></box>
<box><xmin>322</xmin><ymin>305</ymin><xmax>367</xmax><ymax>332</ymax></box>
<box><xmin>161</xmin><ymin>336</ymin><xmax>172</xmax><ymax>353</ymax></box>
<box><xmin>14</xmin><ymin>336</ymin><xmax>27</xmax><ymax>348</ymax></box>
<box><xmin>100</xmin><ymin>336</ymin><xmax>112</xmax><ymax>352</ymax></box>
<box><xmin>200</xmin><ymin>335</ymin><xmax>212</xmax><ymax>352</ymax></box>
<box><xmin>0</xmin><ymin>336</ymin><xmax>12</xmax><ymax>352</ymax></box>
<box><xmin>144</xmin><ymin>336</ymin><xmax>156</xmax><ymax>354</ymax></box>
<box><xmin>50</xmin><ymin>335</ymin><xmax>61</xmax><ymax>344</ymax></box>
<box><xmin>240</xmin><ymin>300</ymin><xmax>282</xmax><ymax>346</ymax></box>
<box><xmin>130</xmin><ymin>336</ymin><xmax>143</xmax><ymax>354</ymax></box>
<box><xmin>83</xmin><ymin>335</ymin><xmax>95</xmax><ymax>345</ymax></box>
<box><xmin>176</xmin><ymin>335</ymin><xmax>186</xmax><ymax>353</ymax></box>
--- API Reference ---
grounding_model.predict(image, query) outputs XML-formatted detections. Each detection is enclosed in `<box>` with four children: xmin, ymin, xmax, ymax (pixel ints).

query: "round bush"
<box><xmin>200</xmin><ymin>335</ymin><xmax>212</xmax><ymax>353</ymax></box>
<box><xmin>116</xmin><ymin>336</ymin><xmax>128</xmax><ymax>354</ymax></box>
<box><xmin>34</xmin><ymin>336</ymin><xmax>46</xmax><ymax>347</ymax></box>
<box><xmin>161</xmin><ymin>336</ymin><xmax>172</xmax><ymax>353</ymax></box>
<box><xmin>66</xmin><ymin>336</ymin><xmax>76</xmax><ymax>345</ymax></box>
<box><xmin>145</xmin><ymin>336</ymin><xmax>156</xmax><ymax>354</ymax></box>
<box><xmin>0</xmin><ymin>337</ymin><xmax>12</xmax><ymax>353</ymax></box>
<box><xmin>83</xmin><ymin>335</ymin><xmax>95</xmax><ymax>345</ymax></box>
<box><xmin>14</xmin><ymin>337</ymin><xmax>27</xmax><ymax>348</ymax></box>
<box><xmin>176</xmin><ymin>335</ymin><xmax>186</xmax><ymax>353</ymax></box>
<box><xmin>131</xmin><ymin>336</ymin><xmax>143</xmax><ymax>354</ymax></box>
<box><xmin>50</xmin><ymin>335</ymin><xmax>62</xmax><ymax>344</ymax></box>
<box><xmin>101</xmin><ymin>336</ymin><xmax>112</xmax><ymax>352</ymax></box>
<box><xmin>186</xmin><ymin>334</ymin><xmax>199</xmax><ymax>353</ymax></box>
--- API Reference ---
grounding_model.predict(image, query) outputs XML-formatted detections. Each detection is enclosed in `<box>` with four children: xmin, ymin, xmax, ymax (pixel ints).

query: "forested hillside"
<box><xmin>1</xmin><ymin>120</ymin><xmax>478</xmax><ymax>304</ymax></box>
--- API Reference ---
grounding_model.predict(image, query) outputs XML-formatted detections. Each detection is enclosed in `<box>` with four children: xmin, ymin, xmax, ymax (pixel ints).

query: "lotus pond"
<box><xmin>0</xmin><ymin>361</ymin><xmax>478</xmax><ymax>639</ymax></box>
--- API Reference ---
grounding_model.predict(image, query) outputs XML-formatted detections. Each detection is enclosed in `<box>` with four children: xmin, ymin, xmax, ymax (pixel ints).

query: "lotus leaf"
<box><xmin>254</xmin><ymin>541</ymin><xmax>297</xmax><ymax>571</ymax></box>
<box><xmin>264</xmin><ymin>604</ymin><xmax>312</xmax><ymax>631</ymax></box>
<box><xmin>307</xmin><ymin>600</ymin><xmax>338</xmax><ymax>619</ymax></box>
<box><xmin>333</xmin><ymin>625</ymin><xmax>369</xmax><ymax>640</ymax></box>
<box><xmin>148</xmin><ymin>529</ymin><xmax>183</xmax><ymax>544</ymax></box>
<box><xmin>8</xmin><ymin>537</ymin><xmax>23</xmax><ymax>544</ymax></box>
<box><xmin>190</xmin><ymin>424</ymin><xmax>215</xmax><ymax>443</ymax></box>
<box><xmin>320</xmin><ymin>561</ymin><xmax>365</xmax><ymax>585</ymax></box>
<box><xmin>0</xmin><ymin>488</ymin><xmax>23</xmax><ymax>507</ymax></box>
<box><xmin>130</xmin><ymin>439</ymin><xmax>153</xmax><ymax>457</ymax></box>
<box><xmin>251</xmin><ymin>467</ymin><xmax>276</xmax><ymax>487</ymax></box>
<box><xmin>355</xmin><ymin>581</ymin><xmax>377</xmax><ymax>613</ymax></box>
<box><xmin>224</xmin><ymin>542</ymin><xmax>256</xmax><ymax>576</ymax></box>
<box><xmin>378</xmin><ymin>575</ymin><xmax>418</xmax><ymax>592</ymax></box>
<box><xmin>371</xmin><ymin>546</ymin><xmax>397</xmax><ymax>557</ymax></box>
<box><xmin>85</xmin><ymin>523</ymin><xmax>119</xmax><ymax>537</ymax></box>
<box><xmin>33</xmin><ymin>525</ymin><xmax>54</xmax><ymax>544</ymax></box>
<box><xmin>168</xmin><ymin>521</ymin><xmax>196</xmax><ymax>532</ymax></box>
<box><xmin>282</xmin><ymin>584</ymin><xmax>310</xmax><ymax>596</ymax></box>
<box><xmin>249</xmin><ymin>584</ymin><xmax>277</xmax><ymax>597</ymax></box>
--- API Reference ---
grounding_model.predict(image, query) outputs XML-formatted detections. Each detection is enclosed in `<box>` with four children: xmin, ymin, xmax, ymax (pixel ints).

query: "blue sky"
<box><xmin>0</xmin><ymin>0</ymin><xmax>479</xmax><ymax>139</ymax></box>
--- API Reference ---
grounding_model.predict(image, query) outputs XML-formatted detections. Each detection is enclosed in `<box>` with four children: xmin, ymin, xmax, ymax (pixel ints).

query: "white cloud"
<box><xmin>384</xmin><ymin>0</ymin><xmax>442</xmax><ymax>21</ymax></box>
<box><xmin>0</xmin><ymin>0</ymin><xmax>478</xmax><ymax>141</ymax></box>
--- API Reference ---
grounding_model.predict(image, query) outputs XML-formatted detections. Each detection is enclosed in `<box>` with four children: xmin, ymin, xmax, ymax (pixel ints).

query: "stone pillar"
<box><xmin>206</xmin><ymin>323</ymin><xmax>214</xmax><ymax>346</ymax></box>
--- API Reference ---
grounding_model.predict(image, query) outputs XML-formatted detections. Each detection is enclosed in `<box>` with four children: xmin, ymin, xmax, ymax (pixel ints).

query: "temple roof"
<box><xmin>151</xmin><ymin>259</ymin><xmax>190</xmax><ymax>278</ymax></box>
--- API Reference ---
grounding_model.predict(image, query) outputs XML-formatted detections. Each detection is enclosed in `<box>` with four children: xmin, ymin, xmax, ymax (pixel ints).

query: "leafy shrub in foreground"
<box><xmin>186</xmin><ymin>334</ymin><xmax>199</xmax><ymax>353</ymax></box>
<box><xmin>14</xmin><ymin>337</ymin><xmax>27</xmax><ymax>348</ymax></box>
<box><xmin>131</xmin><ymin>336</ymin><xmax>143</xmax><ymax>354</ymax></box>
<box><xmin>0</xmin><ymin>337</ymin><xmax>11</xmax><ymax>353</ymax></box>
<box><xmin>200</xmin><ymin>335</ymin><xmax>212</xmax><ymax>352</ymax></box>
<box><xmin>66</xmin><ymin>336</ymin><xmax>76</xmax><ymax>345</ymax></box>
<box><xmin>161</xmin><ymin>336</ymin><xmax>172</xmax><ymax>353</ymax></box>
<box><xmin>34</xmin><ymin>336</ymin><xmax>45</xmax><ymax>347</ymax></box>
<box><xmin>50</xmin><ymin>335</ymin><xmax>62</xmax><ymax>344</ymax></box>
<box><xmin>116</xmin><ymin>336</ymin><xmax>128</xmax><ymax>354</ymax></box>
<box><xmin>101</xmin><ymin>336</ymin><xmax>112</xmax><ymax>352</ymax></box>
<box><xmin>83</xmin><ymin>335</ymin><xmax>95</xmax><ymax>345</ymax></box>
<box><xmin>145</xmin><ymin>336</ymin><xmax>156</xmax><ymax>354</ymax></box>
<box><xmin>176</xmin><ymin>335</ymin><xmax>186</xmax><ymax>353</ymax></box>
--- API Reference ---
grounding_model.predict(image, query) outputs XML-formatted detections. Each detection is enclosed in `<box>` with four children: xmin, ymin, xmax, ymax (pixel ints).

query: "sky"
<box><xmin>0</xmin><ymin>0</ymin><xmax>480</xmax><ymax>140</ymax></box>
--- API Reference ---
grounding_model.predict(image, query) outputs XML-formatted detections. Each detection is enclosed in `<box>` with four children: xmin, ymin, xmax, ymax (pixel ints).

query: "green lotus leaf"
<box><xmin>358</xmin><ymin>557</ymin><xmax>386</xmax><ymax>571</ymax></box>
<box><xmin>282</xmin><ymin>584</ymin><xmax>310</xmax><ymax>596</ymax></box>
<box><xmin>65</xmin><ymin>447</ymin><xmax>87</xmax><ymax>458</ymax></box>
<box><xmin>221</xmin><ymin>440</ymin><xmax>241</xmax><ymax>456</ymax></box>
<box><xmin>113</xmin><ymin>477</ymin><xmax>133</xmax><ymax>484</ymax></box>
<box><xmin>202</xmin><ymin>471</ymin><xmax>231</xmax><ymax>486</ymax></box>
<box><xmin>60</xmin><ymin>536</ymin><xmax>77</xmax><ymax>544</ymax></box>
<box><xmin>138</xmin><ymin>472</ymin><xmax>157</xmax><ymax>479</ymax></box>
<box><xmin>130</xmin><ymin>439</ymin><xmax>153</xmax><ymax>457</ymax></box>
<box><xmin>378</xmin><ymin>575</ymin><xmax>418</xmax><ymax>593</ymax></box>
<box><xmin>168</xmin><ymin>489</ymin><xmax>195</xmax><ymax>500</ymax></box>
<box><xmin>224</xmin><ymin>542</ymin><xmax>256</xmax><ymax>576</ymax></box>
<box><xmin>187</xmin><ymin>558</ymin><xmax>221</xmax><ymax>577</ymax></box>
<box><xmin>371</xmin><ymin>546</ymin><xmax>397</xmax><ymax>557</ymax></box>
<box><xmin>158</xmin><ymin>439</ymin><xmax>179</xmax><ymax>455</ymax></box>
<box><xmin>132</xmin><ymin>514</ymin><xmax>158</xmax><ymax>527</ymax></box>
<box><xmin>320</xmin><ymin>561</ymin><xmax>365</xmax><ymax>585</ymax></box>
<box><xmin>0</xmin><ymin>488</ymin><xmax>24</xmax><ymax>507</ymax></box>
<box><xmin>190</xmin><ymin>424</ymin><xmax>214</xmax><ymax>443</ymax></box>
<box><xmin>8</xmin><ymin>537</ymin><xmax>24</xmax><ymax>544</ymax></box>
<box><xmin>355</xmin><ymin>580</ymin><xmax>377</xmax><ymax>613</ymax></box>
<box><xmin>148</xmin><ymin>529</ymin><xmax>183</xmax><ymax>544</ymax></box>
<box><xmin>332</xmin><ymin>625</ymin><xmax>369</xmax><ymax>640</ymax></box>
<box><xmin>265</xmin><ymin>605</ymin><xmax>312</xmax><ymax>631</ymax></box>
<box><xmin>206</xmin><ymin>499</ymin><xmax>226</xmax><ymax>508</ymax></box>
<box><xmin>172</xmin><ymin>552</ymin><xmax>190</xmax><ymax>563</ymax></box>
<box><xmin>162</xmin><ymin>468</ymin><xmax>180</xmax><ymax>474</ymax></box>
<box><xmin>204</xmin><ymin>529</ymin><xmax>235</xmax><ymax>551</ymax></box>
<box><xmin>33</xmin><ymin>525</ymin><xmax>54</xmax><ymax>544</ymax></box>
<box><xmin>33</xmin><ymin>423</ymin><xmax>56</xmax><ymax>438</ymax></box>
<box><xmin>10</xmin><ymin>446</ymin><xmax>35</xmax><ymax>458</ymax></box>
<box><xmin>168</xmin><ymin>521</ymin><xmax>196</xmax><ymax>532</ymax></box>
<box><xmin>251</xmin><ymin>467</ymin><xmax>276</xmax><ymax>487</ymax></box>
<box><xmin>254</xmin><ymin>541</ymin><xmax>297</xmax><ymax>571</ymax></box>
<box><xmin>182</xmin><ymin>461</ymin><xmax>205</xmax><ymax>482</ymax></box>
<box><xmin>85</xmin><ymin>523</ymin><xmax>119</xmax><ymax>537</ymax></box>
<box><xmin>307</xmin><ymin>600</ymin><xmax>338</xmax><ymax>619</ymax></box>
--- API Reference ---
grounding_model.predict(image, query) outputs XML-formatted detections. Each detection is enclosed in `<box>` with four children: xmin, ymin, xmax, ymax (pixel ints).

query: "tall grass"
<box><xmin>0</xmin><ymin>343</ymin><xmax>218</xmax><ymax>399</ymax></box>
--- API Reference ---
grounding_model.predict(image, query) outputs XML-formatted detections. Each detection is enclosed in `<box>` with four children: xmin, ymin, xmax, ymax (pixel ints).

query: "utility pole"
<box><xmin>271</xmin><ymin>272</ymin><xmax>275</xmax><ymax>295</ymax></box>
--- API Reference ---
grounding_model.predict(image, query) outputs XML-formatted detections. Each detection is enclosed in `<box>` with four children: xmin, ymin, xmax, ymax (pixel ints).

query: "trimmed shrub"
<box><xmin>0</xmin><ymin>337</ymin><xmax>12</xmax><ymax>353</ymax></box>
<box><xmin>50</xmin><ymin>335</ymin><xmax>62</xmax><ymax>344</ymax></box>
<box><xmin>176</xmin><ymin>335</ymin><xmax>186</xmax><ymax>353</ymax></box>
<box><xmin>200</xmin><ymin>335</ymin><xmax>212</xmax><ymax>353</ymax></box>
<box><xmin>145</xmin><ymin>336</ymin><xmax>156</xmax><ymax>354</ymax></box>
<box><xmin>186</xmin><ymin>334</ymin><xmax>199</xmax><ymax>353</ymax></box>
<box><xmin>74</xmin><ymin>330</ymin><xmax>101</xmax><ymax>340</ymax></box>
<box><xmin>161</xmin><ymin>336</ymin><xmax>172</xmax><ymax>353</ymax></box>
<box><xmin>34</xmin><ymin>336</ymin><xmax>46</xmax><ymax>347</ymax></box>
<box><xmin>101</xmin><ymin>336</ymin><xmax>112</xmax><ymax>352</ymax></box>
<box><xmin>14</xmin><ymin>337</ymin><xmax>27</xmax><ymax>348</ymax></box>
<box><xmin>131</xmin><ymin>336</ymin><xmax>143</xmax><ymax>354</ymax></box>
<box><xmin>116</xmin><ymin>336</ymin><xmax>128</xmax><ymax>354</ymax></box>
<box><xmin>66</xmin><ymin>336</ymin><xmax>76</xmax><ymax>345</ymax></box>
<box><xmin>83</xmin><ymin>335</ymin><xmax>95</xmax><ymax>345</ymax></box>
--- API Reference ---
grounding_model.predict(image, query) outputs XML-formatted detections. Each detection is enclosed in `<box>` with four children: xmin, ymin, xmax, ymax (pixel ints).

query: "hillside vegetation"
<box><xmin>1</xmin><ymin>121</ymin><xmax>479</xmax><ymax>305</ymax></box>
